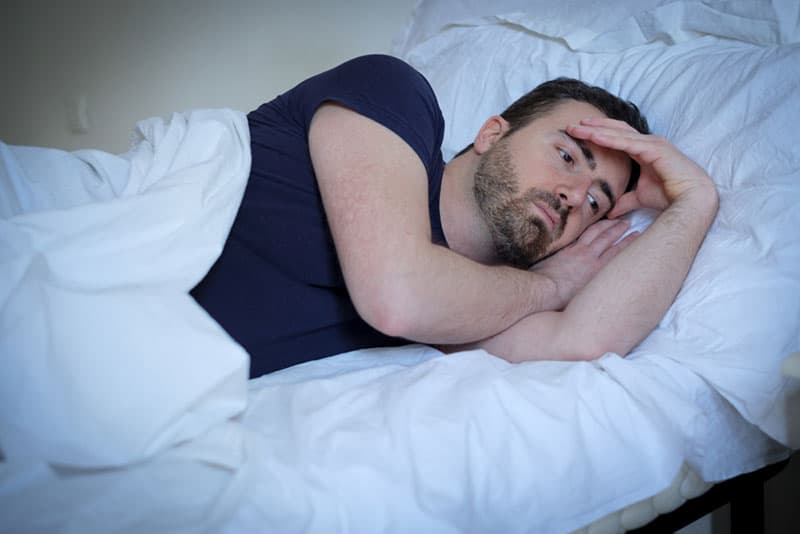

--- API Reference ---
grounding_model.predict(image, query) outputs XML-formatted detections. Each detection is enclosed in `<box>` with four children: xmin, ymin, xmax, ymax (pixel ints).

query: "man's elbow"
<box><xmin>351</xmin><ymin>282</ymin><xmax>428</xmax><ymax>341</ymax></box>
<box><xmin>567</xmin><ymin>346</ymin><xmax>618</xmax><ymax>362</ymax></box>
<box><xmin>362</xmin><ymin>302</ymin><xmax>418</xmax><ymax>340</ymax></box>
<box><xmin>564</xmin><ymin>337</ymin><xmax>635</xmax><ymax>361</ymax></box>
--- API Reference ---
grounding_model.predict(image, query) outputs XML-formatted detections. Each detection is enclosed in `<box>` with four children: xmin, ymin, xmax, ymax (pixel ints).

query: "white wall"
<box><xmin>0</xmin><ymin>0</ymin><xmax>418</xmax><ymax>152</ymax></box>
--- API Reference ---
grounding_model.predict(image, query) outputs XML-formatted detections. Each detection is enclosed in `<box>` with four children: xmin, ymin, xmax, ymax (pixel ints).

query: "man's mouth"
<box><xmin>533</xmin><ymin>201</ymin><xmax>559</xmax><ymax>233</ymax></box>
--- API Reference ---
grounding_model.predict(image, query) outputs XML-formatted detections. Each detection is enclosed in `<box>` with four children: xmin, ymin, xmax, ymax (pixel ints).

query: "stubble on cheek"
<box><xmin>474</xmin><ymin>144</ymin><xmax>555</xmax><ymax>268</ymax></box>
<box><xmin>500</xmin><ymin>195</ymin><xmax>552</xmax><ymax>267</ymax></box>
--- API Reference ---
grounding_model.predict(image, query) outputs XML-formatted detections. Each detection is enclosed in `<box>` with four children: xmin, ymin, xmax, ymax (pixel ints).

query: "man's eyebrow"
<box><xmin>560</xmin><ymin>129</ymin><xmax>596</xmax><ymax>170</ymax></box>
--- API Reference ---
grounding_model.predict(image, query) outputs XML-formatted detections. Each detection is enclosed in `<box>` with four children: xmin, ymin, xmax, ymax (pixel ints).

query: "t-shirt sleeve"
<box><xmin>288</xmin><ymin>54</ymin><xmax>445</xmax><ymax>177</ymax></box>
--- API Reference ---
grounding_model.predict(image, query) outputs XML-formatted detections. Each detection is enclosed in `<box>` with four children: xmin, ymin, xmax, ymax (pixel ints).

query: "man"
<box><xmin>192</xmin><ymin>54</ymin><xmax>718</xmax><ymax>377</ymax></box>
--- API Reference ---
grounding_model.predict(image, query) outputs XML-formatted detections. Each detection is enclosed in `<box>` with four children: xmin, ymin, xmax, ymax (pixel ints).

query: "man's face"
<box><xmin>474</xmin><ymin>100</ymin><xmax>632</xmax><ymax>267</ymax></box>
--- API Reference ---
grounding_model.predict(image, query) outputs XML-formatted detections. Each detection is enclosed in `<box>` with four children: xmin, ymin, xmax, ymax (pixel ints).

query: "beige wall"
<box><xmin>0</xmin><ymin>0</ymin><xmax>418</xmax><ymax>152</ymax></box>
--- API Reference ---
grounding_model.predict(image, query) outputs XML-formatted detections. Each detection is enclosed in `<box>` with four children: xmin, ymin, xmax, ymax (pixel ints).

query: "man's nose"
<box><xmin>554</xmin><ymin>176</ymin><xmax>591</xmax><ymax>209</ymax></box>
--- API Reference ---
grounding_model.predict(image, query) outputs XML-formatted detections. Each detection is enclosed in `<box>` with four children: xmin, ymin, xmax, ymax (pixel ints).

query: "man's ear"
<box><xmin>473</xmin><ymin>115</ymin><xmax>510</xmax><ymax>155</ymax></box>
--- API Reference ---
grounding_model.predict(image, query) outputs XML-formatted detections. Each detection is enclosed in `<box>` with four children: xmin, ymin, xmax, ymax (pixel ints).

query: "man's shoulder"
<box><xmin>314</xmin><ymin>54</ymin><xmax>444</xmax><ymax>147</ymax></box>
<box><xmin>331</xmin><ymin>54</ymin><xmax>434</xmax><ymax>97</ymax></box>
<box><xmin>339</xmin><ymin>54</ymin><xmax>422</xmax><ymax>76</ymax></box>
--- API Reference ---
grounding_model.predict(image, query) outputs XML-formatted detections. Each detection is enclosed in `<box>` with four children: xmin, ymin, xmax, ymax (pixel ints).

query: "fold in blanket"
<box><xmin>0</xmin><ymin>109</ymin><xmax>251</xmax><ymax>468</ymax></box>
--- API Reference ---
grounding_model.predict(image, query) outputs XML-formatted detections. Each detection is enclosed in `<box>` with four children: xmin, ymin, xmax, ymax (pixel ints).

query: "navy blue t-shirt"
<box><xmin>191</xmin><ymin>55</ymin><xmax>447</xmax><ymax>377</ymax></box>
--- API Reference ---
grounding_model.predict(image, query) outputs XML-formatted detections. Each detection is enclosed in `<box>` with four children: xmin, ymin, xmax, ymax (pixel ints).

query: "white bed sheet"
<box><xmin>0</xmin><ymin>343</ymin><xmax>785</xmax><ymax>534</ymax></box>
<box><xmin>1</xmin><ymin>2</ymin><xmax>799</xmax><ymax>531</ymax></box>
<box><xmin>222</xmin><ymin>346</ymin><xmax>786</xmax><ymax>534</ymax></box>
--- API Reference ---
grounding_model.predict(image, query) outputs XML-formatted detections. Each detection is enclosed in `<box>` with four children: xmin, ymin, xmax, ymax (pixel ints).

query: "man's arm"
<box><xmin>308</xmin><ymin>104</ymin><xmax>624</xmax><ymax>344</ymax></box>
<box><xmin>448</xmin><ymin>118</ymin><xmax>719</xmax><ymax>361</ymax></box>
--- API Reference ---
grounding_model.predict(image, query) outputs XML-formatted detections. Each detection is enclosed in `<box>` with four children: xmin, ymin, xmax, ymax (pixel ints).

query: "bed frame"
<box><xmin>631</xmin><ymin>459</ymin><xmax>790</xmax><ymax>534</ymax></box>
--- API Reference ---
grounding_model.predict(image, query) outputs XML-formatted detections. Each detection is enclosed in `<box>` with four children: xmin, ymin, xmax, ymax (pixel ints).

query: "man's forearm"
<box><xmin>363</xmin><ymin>218</ymin><xmax>635</xmax><ymax>346</ymax></box>
<box><xmin>467</xmin><ymin>187</ymin><xmax>719</xmax><ymax>363</ymax></box>
<box><xmin>366</xmin><ymin>242</ymin><xmax>563</xmax><ymax>345</ymax></box>
<box><xmin>559</xmin><ymin>187</ymin><xmax>719</xmax><ymax>357</ymax></box>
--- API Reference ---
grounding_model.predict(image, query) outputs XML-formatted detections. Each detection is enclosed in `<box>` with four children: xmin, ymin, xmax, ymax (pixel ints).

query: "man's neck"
<box><xmin>440</xmin><ymin>152</ymin><xmax>499</xmax><ymax>265</ymax></box>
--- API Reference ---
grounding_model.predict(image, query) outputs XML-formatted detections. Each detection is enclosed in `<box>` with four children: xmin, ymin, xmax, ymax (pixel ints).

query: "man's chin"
<box><xmin>527</xmin><ymin>240</ymin><xmax>559</xmax><ymax>266</ymax></box>
<box><xmin>491</xmin><ymin>221</ymin><xmax>553</xmax><ymax>268</ymax></box>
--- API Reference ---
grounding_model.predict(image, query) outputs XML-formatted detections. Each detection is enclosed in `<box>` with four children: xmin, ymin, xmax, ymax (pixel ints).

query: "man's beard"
<box><xmin>473</xmin><ymin>140</ymin><xmax>566</xmax><ymax>268</ymax></box>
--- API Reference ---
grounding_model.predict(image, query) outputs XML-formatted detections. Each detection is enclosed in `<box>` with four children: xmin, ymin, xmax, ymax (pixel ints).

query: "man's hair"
<box><xmin>456</xmin><ymin>77</ymin><xmax>650</xmax><ymax>192</ymax></box>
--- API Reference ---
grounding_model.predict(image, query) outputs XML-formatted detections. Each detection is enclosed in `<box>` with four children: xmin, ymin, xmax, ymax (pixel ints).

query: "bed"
<box><xmin>1</xmin><ymin>1</ymin><xmax>798</xmax><ymax>532</ymax></box>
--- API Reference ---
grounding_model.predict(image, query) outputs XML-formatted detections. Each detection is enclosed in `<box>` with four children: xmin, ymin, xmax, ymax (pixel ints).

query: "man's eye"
<box><xmin>559</xmin><ymin>148</ymin><xmax>573</xmax><ymax>164</ymax></box>
<box><xmin>587</xmin><ymin>192</ymin><xmax>599</xmax><ymax>214</ymax></box>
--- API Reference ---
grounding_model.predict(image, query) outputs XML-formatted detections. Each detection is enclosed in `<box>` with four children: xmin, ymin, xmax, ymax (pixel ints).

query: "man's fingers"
<box><xmin>599</xmin><ymin>230</ymin><xmax>639</xmax><ymax>261</ymax></box>
<box><xmin>587</xmin><ymin>219</ymin><xmax>632</xmax><ymax>255</ymax></box>
<box><xmin>580</xmin><ymin>116</ymin><xmax>640</xmax><ymax>133</ymax></box>
<box><xmin>566</xmin><ymin>123</ymin><xmax>662</xmax><ymax>164</ymax></box>
<box><xmin>576</xmin><ymin>219</ymin><xmax>631</xmax><ymax>258</ymax></box>
<box><xmin>577</xmin><ymin>218</ymin><xmax>628</xmax><ymax>244</ymax></box>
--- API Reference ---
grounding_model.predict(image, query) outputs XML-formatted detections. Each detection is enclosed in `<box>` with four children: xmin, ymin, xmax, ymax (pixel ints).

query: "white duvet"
<box><xmin>1</xmin><ymin>1</ymin><xmax>799</xmax><ymax>533</ymax></box>
<box><xmin>0</xmin><ymin>109</ymin><xmax>251</xmax><ymax>468</ymax></box>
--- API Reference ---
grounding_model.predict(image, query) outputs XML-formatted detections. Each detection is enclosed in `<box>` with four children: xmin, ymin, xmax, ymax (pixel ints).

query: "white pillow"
<box><xmin>397</xmin><ymin>6</ymin><xmax>800</xmax><ymax>446</ymax></box>
<box><xmin>394</xmin><ymin>0</ymin><xmax>800</xmax><ymax>57</ymax></box>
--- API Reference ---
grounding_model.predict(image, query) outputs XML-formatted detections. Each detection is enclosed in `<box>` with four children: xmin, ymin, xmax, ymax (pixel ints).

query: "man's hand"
<box><xmin>531</xmin><ymin>219</ymin><xmax>638</xmax><ymax>309</ymax></box>
<box><xmin>567</xmin><ymin>117</ymin><xmax>717</xmax><ymax>218</ymax></box>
